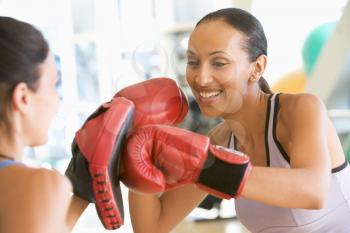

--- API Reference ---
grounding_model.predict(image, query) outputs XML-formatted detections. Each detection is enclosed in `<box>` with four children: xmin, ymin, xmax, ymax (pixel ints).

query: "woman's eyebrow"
<box><xmin>186</xmin><ymin>50</ymin><xmax>196</xmax><ymax>56</ymax></box>
<box><xmin>187</xmin><ymin>50</ymin><xmax>228</xmax><ymax>56</ymax></box>
<box><xmin>208</xmin><ymin>51</ymin><xmax>226</xmax><ymax>56</ymax></box>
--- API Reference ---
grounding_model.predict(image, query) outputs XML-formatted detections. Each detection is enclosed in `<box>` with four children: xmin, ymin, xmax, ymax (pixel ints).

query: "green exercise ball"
<box><xmin>343</xmin><ymin>134</ymin><xmax>350</xmax><ymax>162</ymax></box>
<box><xmin>302</xmin><ymin>22</ymin><xmax>336</xmax><ymax>75</ymax></box>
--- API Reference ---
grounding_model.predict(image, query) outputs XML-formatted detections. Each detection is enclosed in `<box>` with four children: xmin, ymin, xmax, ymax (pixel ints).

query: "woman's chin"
<box><xmin>29</xmin><ymin>137</ymin><xmax>48</xmax><ymax>147</ymax></box>
<box><xmin>198</xmin><ymin>106</ymin><xmax>222</xmax><ymax>118</ymax></box>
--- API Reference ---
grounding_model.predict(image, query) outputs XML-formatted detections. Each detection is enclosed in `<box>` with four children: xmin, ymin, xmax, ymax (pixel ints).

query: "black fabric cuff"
<box><xmin>65</xmin><ymin>141</ymin><xmax>95</xmax><ymax>203</ymax></box>
<box><xmin>197</xmin><ymin>151</ymin><xmax>249</xmax><ymax>197</ymax></box>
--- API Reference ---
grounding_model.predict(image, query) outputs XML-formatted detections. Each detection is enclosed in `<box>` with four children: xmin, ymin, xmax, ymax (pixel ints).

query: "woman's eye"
<box><xmin>187</xmin><ymin>60</ymin><xmax>199</xmax><ymax>66</ymax></box>
<box><xmin>212</xmin><ymin>61</ymin><xmax>226</xmax><ymax>67</ymax></box>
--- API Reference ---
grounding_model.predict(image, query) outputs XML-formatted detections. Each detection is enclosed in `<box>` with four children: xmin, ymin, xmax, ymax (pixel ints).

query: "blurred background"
<box><xmin>1</xmin><ymin>0</ymin><xmax>349</xmax><ymax>232</ymax></box>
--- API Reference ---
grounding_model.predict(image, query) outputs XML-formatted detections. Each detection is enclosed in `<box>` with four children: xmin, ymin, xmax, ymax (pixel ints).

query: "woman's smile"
<box><xmin>195</xmin><ymin>88</ymin><xmax>224</xmax><ymax>105</ymax></box>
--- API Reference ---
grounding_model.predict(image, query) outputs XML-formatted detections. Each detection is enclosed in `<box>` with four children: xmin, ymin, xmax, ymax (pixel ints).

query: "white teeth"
<box><xmin>199</xmin><ymin>91</ymin><xmax>221</xmax><ymax>98</ymax></box>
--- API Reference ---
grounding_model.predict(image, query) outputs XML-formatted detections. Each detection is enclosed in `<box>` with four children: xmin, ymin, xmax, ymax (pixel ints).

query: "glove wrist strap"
<box><xmin>196</xmin><ymin>146</ymin><xmax>251</xmax><ymax>199</ymax></box>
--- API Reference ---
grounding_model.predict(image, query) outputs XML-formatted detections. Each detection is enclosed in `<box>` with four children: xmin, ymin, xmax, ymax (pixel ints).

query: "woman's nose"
<box><xmin>195</xmin><ymin>65</ymin><xmax>213</xmax><ymax>86</ymax></box>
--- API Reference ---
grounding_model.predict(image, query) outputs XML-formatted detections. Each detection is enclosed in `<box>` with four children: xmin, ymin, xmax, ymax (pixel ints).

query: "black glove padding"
<box><xmin>65</xmin><ymin>97</ymin><xmax>134</xmax><ymax>230</ymax></box>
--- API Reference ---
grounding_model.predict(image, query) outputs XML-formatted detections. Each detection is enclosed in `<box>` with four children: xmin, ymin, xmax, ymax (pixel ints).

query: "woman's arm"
<box><xmin>242</xmin><ymin>94</ymin><xmax>332</xmax><ymax>209</ymax></box>
<box><xmin>129</xmin><ymin>184</ymin><xmax>207</xmax><ymax>233</ymax></box>
<box><xmin>127</xmin><ymin>122</ymin><xmax>232</xmax><ymax>233</ymax></box>
<box><xmin>66</xmin><ymin>195</ymin><xmax>89</xmax><ymax>232</ymax></box>
<box><xmin>127</xmin><ymin>93</ymin><xmax>332</xmax><ymax>232</ymax></box>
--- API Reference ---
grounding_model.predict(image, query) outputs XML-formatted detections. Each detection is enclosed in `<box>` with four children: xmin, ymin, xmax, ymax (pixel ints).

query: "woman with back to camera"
<box><xmin>0</xmin><ymin>16</ymin><xmax>204</xmax><ymax>233</ymax></box>
<box><xmin>0</xmin><ymin>17</ymin><xmax>88</xmax><ymax>233</ymax></box>
<box><xmin>124</xmin><ymin>8</ymin><xmax>350</xmax><ymax>233</ymax></box>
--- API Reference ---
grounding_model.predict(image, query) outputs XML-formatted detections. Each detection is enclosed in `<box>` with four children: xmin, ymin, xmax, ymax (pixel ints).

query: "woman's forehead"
<box><xmin>188</xmin><ymin>21</ymin><xmax>247</xmax><ymax>56</ymax></box>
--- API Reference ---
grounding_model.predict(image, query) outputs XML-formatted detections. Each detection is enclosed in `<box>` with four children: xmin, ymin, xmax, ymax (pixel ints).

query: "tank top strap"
<box><xmin>267</xmin><ymin>93</ymin><xmax>291</xmax><ymax>168</ymax></box>
<box><xmin>0</xmin><ymin>160</ymin><xmax>22</xmax><ymax>169</ymax></box>
<box><xmin>227</xmin><ymin>132</ymin><xmax>235</xmax><ymax>149</ymax></box>
<box><xmin>227</xmin><ymin>93</ymin><xmax>290</xmax><ymax>168</ymax></box>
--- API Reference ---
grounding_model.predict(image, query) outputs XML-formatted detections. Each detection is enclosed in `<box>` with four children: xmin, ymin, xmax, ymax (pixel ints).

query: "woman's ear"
<box><xmin>12</xmin><ymin>82</ymin><xmax>31</xmax><ymax>113</ymax></box>
<box><xmin>249</xmin><ymin>54</ymin><xmax>267</xmax><ymax>82</ymax></box>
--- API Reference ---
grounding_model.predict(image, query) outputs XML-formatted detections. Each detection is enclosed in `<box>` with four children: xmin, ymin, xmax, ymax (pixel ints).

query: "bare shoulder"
<box><xmin>1</xmin><ymin>165</ymin><xmax>70</xmax><ymax>191</ymax></box>
<box><xmin>12</xmin><ymin>167</ymin><xmax>72</xmax><ymax>203</ymax></box>
<box><xmin>279</xmin><ymin>93</ymin><xmax>327</xmax><ymax>124</ymax></box>
<box><xmin>1</xmin><ymin>166</ymin><xmax>72</xmax><ymax>232</ymax></box>
<box><xmin>280</xmin><ymin>93</ymin><xmax>325</xmax><ymax>109</ymax></box>
<box><xmin>208</xmin><ymin>121</ymin><xmax>231</xmax><ymax>146</ymax></box>
<box><xmin>26</xmin><ymin>168</ymin><xmax>72</xmax><ymax>195</ymax></box>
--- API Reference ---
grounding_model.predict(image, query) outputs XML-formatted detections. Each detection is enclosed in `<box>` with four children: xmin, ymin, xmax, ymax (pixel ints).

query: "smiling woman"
<box><xmin>185</xmin><ymin>11</ymin><xmax>271</xmax><ymax>118</ymax></box>
<box><xmin>126</xmin><ymin>8</ymin><xmax>350</xmax><ymax>233</ymax></box>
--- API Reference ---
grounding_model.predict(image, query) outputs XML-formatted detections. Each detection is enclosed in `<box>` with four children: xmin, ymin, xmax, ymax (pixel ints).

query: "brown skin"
<box><xmin>0</xmin><ymin>53</ymin><xmax>88</xmax><ymax>232</ymax></box>
<box><xmin>0</xmin><ymin>164</ymin><xmax>88</xmax><ymax>233</ymax></box>
<box><xmin>128</xmin><ymin>19</ymin><xmax>346</xmax><ymax>233</ymax></box>
<box><xmin>0</xmin><ymin>166</ymin><xmax>71</xmax><ymax>233</ymax></box>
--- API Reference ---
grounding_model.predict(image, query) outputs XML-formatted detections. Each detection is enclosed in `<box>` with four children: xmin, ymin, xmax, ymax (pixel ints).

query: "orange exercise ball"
<box><xmin>271</xmin><ymin>69</ymin><xmax>307</xmax><ymax>94</ymax></box>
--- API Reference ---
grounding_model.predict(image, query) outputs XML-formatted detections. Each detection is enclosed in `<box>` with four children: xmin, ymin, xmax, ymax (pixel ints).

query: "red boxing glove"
<box><xmin>115</xmin><ymin>77</ymin><xmax>188</xmax><ymax>129</ymax></box>
<box><xmin>121</xmin><ymin>125</ymin><xmax>252</xmax><ymax>199</ymax></box>
<box><xmin>65</xmin><ymin>77</ymin><xmax>188</xmax><ymax>230</ymax></box>
<box><xmin>66</xmin><ymin>97</ymin><xmax>134</xmax><ymax>229</ymax></box>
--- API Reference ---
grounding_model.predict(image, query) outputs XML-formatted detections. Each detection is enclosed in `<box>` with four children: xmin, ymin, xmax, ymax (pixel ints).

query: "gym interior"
<box><xmin>1</xmin><ymin>0</ymin><xmax>349</xmax><ymax>232</ymax></box>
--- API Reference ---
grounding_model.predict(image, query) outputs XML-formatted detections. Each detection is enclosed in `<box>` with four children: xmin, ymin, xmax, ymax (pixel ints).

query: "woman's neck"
<box><xmin>0</xmin><ymin>130</ymin><xmax>24</xmax><ymax>161</ymax></box>
<box><xmin>0</xmin><ymin>154</ymin><xmax>15</xmax><ymax>161</ymax></box>
<box><xmin>0</xmin><ymin>147</ymin><xmax>23</xmax><ymax>161</ymax></box>
<box><xmin>223</xmin><ymin>90</ymin><xmax>271</xmax><ymax>146</ymax></box>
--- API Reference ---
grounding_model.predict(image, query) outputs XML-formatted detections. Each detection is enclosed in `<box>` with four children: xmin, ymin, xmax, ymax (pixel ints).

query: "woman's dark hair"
<box><xmin>196</xmin><ymin>8</ymin><xmax>273</xmax><ymax>94</ymax></box>
<box><xmin>0</xmin><ymin>17</ymin><xmax>49</xmax><ymax>132</ymax></box>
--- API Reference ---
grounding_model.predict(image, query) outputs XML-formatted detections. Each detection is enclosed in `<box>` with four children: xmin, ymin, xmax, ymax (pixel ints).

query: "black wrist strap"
<box><xmin>197</xmin><ymin>151</ymin><xmax>249</xmax><ymax>198</ymax></box>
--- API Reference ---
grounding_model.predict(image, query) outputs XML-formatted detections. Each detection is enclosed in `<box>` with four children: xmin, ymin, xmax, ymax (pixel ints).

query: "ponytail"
<box><xmin>258</xmin><ymin>77</ymin><xmax>273</xmax><ymax>94</ymax></box>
